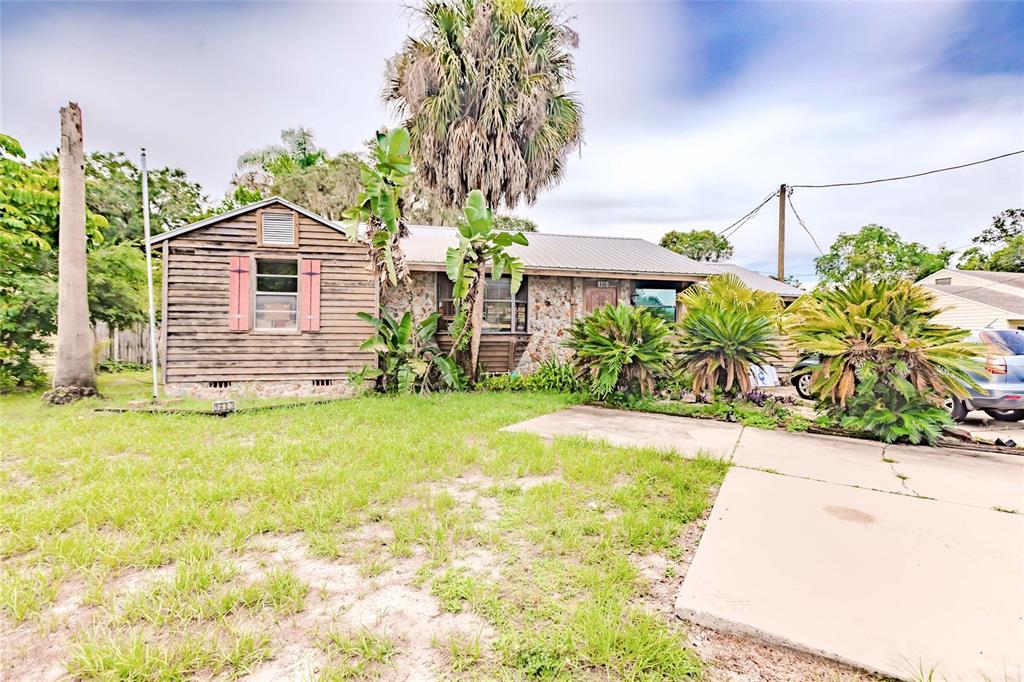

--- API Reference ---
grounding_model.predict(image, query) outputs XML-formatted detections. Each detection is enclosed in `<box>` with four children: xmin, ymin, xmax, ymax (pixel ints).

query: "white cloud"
<box><xmin>3</xmin><ymin>0</ymin><xmax>1022</xmax><ymax>283</ymax></box>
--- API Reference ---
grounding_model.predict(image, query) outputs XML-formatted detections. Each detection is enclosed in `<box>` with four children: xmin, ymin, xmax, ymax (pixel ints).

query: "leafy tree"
<box><xmin>958</xmin><ymin>209</ymin><xmax>1024</xmax><ymax>273</ymax></box>
<box><xmin>814</xmin><ymin>224</ymin><xmax>951</xmax><ymax>285</ymax></box>
<box><xmin>660</xmin><ymin>229</ymin><xmax>733</xmax><ymax>262</ymax></box>
<box><xmin>564</xmin><ymin>304</ymin><xmax>674</xmax><ymax>399</ymax></box>
<box><xmin>384</xmin><ymin>0</ymin><xmax>583</xmax><ymax>210</ymax></box>
<box><xmin>444</xmin><ymin>190</ymin><xmax>528</xmax><ymax>380</ymax></box>
<box><xmin>675</xmin><ymin>274</ymin><xmax>781</xmax><ymax>394</ymax></box>
<box><xmin>343</xmin><ymin>128</ymin><xmax>415</xmax><ymax>287</ymax></box>
<box><xmin>269</xmin><ymin>152</ymin><xmax>363</xmax><ymax>220</ymax></box>
<box><xmin>0</xmin><ymin>133</ymin><xmax>158</xmax><ymax>390</ymax></box>
<box><xmin>972</xmin><ymin>208</ymin><xmax>1023</xmax><ymax>245</ymax></box>
<box><xmin>492</xmin><ymin>215</ymin><xmax>538</xmax><ymax>232</ymax></box>
<box><xmin>87</xmin><ymin>243</ymin><xmax>151</xmax><ymax>329</ymax></box>
<box><xmin>235</xmin><ymin>127</ymin><xmax>325</xmax><ymax>193</ymax></box>
<box><xmin>33</xmin><ymin>151</ymin><xmax>205</xmax><ymax>242</ymax></box>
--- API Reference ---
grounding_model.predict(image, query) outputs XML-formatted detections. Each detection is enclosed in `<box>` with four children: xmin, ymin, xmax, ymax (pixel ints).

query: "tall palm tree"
<box><xmin>235</xmin><ymin>127</ymin><xmax>325</xmax><ymax>193</ymax></box>
<box><xmin>384</xmin><ymin>0</ymin><xmax>583</xmax><ymax>210</ymax></box>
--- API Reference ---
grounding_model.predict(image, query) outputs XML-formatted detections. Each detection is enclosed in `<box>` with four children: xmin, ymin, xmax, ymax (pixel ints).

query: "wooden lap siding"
<box><xmin>164</xmin><ymin>209</ymin><xmax>376</xmax><ymax>383</ymax></box>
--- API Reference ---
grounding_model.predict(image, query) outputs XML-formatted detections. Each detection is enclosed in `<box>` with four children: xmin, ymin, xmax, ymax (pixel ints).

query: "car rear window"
<box><xmin>977</xmin><ymin>330</ymin><xmax>1024</xmax><ymax>355</ymax></box>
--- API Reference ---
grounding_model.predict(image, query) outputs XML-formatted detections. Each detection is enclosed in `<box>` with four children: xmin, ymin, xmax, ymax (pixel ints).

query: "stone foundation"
<box><xmin>164</xmin><ymin>380</ymin><xmax>356</xmax><ymax>400</ymax></box>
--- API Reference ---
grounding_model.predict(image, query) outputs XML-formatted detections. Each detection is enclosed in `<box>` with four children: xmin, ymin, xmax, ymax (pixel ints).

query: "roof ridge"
<box><xmin>406</xmin><ymin>223</ymin><xmax>665</xmax><ymax>243</ymax></box>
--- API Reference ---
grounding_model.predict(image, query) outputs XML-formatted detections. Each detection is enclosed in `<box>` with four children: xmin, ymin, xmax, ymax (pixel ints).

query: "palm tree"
<box><xmin>235</xmin><ymin>127</ymin><xmax>325</xmax><ymax>193</ymax></box>
<box><xmin>51</xmin><ymin>103</ymin><xmax>97</xmax><ymax>395</ymax></box>
<box><xmin>384</xmin><ymin>0</ymin><xmax>583</xmax><ymax>210</ymax></box>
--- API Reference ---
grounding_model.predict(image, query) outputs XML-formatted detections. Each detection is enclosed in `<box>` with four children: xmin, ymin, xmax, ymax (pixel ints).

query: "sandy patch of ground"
<box><xmin>0</xmin><ymin>563</ymin><xmax>177</xmax><ymax>682</ymax></box>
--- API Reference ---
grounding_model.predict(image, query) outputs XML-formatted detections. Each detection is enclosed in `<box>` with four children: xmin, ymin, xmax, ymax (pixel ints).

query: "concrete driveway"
<box><xmin>504</xmin><ymin>406</ymin><xmax>1024</xmax><ymax>681</ymax></box>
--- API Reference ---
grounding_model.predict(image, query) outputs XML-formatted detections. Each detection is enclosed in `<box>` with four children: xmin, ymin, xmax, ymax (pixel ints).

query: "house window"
<box><xmin>259</xmin><ymin>211</ymin><xmax>296</xmax><ymax>246</ymax></box>
<box><xmin>934</xmin><ymin>277</ymin><xmax>952</xmax><ymax>286</ymax></box>
<box><xmin>255</xmin><ymin>259</ymin><xmax>298</xmax><ymax>329</ymax></box>
<box><xmin>632</xmin><ymin>287</ymin><xmax>677</xmax><ymax>322</ymax></box>
<box><xmin>437</xmin><ymin>274</ymin><xmax>528</xmax><ymax>333</ymax></box>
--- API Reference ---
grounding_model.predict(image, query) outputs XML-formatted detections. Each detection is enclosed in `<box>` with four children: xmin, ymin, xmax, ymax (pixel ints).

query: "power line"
<box><xmin>785</xmin><ymin>191</ymin><xmax>825</xmax><ymax>255</ymax></box>
<box><xmin>790</xmin><ymin>149</ymin><xmax>1024</xmax><ymax>189</ymax></box>
<box><xmin>718</xmin><ymin>189</ymin><xmax>779</xmax><ymax>237</ymax></box>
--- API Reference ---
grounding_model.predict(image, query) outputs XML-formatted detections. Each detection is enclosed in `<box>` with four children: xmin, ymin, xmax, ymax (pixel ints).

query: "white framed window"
<box><xmin>254</xmin><ymin>259</ymin><xmax>298</xmax><ymax>330</ymax></box>
<box><xmin>436</xmin><ymin>274</ymin><xmax>528</xmax><ymax>334</ymax></box>
<box><xmin>259</xmin><ymin>210</ymin><xmax>296</xmax><ymax>246</ymax></box>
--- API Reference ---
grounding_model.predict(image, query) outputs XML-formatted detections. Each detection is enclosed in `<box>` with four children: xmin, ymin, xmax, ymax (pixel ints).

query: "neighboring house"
<box><xmin>917</xmin><ymin>269</ymin><xmax>1024</xmax><ymax>331</ymax></box>
<box><xmin>154</xmin><ymin>198</ymin><xmax>803</xmax><ymax>396</ymax></box>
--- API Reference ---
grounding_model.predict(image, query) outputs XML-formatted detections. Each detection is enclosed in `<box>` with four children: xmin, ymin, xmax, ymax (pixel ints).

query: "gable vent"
<box><xmin>260</xmin><ymin>211</ymin><xmax>296</xmax><ymax>245</ymax></box>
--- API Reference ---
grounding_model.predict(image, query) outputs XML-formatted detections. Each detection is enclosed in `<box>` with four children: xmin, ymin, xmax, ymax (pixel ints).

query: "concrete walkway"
<box><xmin>503</xmin><ymin>406</ymin><xmax>1024</xmax><ymax>680</ymax></box>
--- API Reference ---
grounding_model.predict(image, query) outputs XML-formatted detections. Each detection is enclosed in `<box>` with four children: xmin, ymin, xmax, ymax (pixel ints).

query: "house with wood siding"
<box><xmin>916</xmin><ymin>269</ymin><xmax>1024</xmax><ymax>330</ymax></box>
<box><xmin>153</xmin><ymin>197</ymin><xmax>802</xmax><ymax>397</ymax></box>
<box><xmin>152</xmin><ymin>197</ymin><xmax>377</xmax><ymax>397</ymax></box>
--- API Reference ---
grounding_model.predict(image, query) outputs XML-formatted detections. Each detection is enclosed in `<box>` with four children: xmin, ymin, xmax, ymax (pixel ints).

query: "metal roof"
<box><xmin>400</xmin><ymin>225</ymin><xmax>720</xmax><ymax>277</ymax></box>
<box><xmin>953</xmin><ymin>270</ymin><xmax>1024</xmax><ymax>290</ymax></box>
<box><xmin>927</xmin><ymin>284</ymin><xmax>1024</xmax><ymax>316</ymax></box>
<box><xmin>398</xmin><ymin>225</ymin><xmax>805</xmax><ymax>297</ymax></box>
<box><xmin>707</xmin><ymin>263</ymin><xmax>805</xmax><ymax>298</ymax></box>
<box><xmin>151</xmin><ymin>196</ymin><xmax>343</xmax><ymax>244</ymax></box>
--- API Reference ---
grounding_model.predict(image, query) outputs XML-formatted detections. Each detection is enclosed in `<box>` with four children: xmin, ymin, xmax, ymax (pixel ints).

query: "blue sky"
<box><xmin>2</xmin><ymin>0</ymin><xmax>1022</xmax><ymax>282</ymax></box>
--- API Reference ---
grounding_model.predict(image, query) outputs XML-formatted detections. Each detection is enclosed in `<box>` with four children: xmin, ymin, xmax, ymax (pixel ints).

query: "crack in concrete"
<box><xmin>728</xmin><ymin>424</ymin><xmax>746</xmax><ymax>463</ymax></box>
<box><xmin>882</xmin><ymin>444</ymin><xmax>921</xmax><ymax>497</ymax></box>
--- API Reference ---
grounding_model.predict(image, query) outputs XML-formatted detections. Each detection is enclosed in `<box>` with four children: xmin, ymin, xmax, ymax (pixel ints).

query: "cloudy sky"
<box><xmin>3</xmin><ymin>1</ymin><xmax>1022</xmax><ymax>281</ymax></box>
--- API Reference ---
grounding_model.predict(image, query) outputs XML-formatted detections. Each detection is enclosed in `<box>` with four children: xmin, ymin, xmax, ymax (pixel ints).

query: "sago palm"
<box><xmin>783</xmin><ymin>277</ymin><xmax>980</xmax><ymax>405</ymax></box>
<box><xmin>564</xmin><ymin>304</ymin><xmax>673</xmax><ymax>399</ymax></box>
<box><xmin>676</xmin><ymin>274</ymin><xmax>782</xmax><ymax>394</ymax></box>
<box><xmin>678</xmin><ymin>273</ymin><xmax>782</xmax><ymax>320</ymax></box>
<box><xmin>676</xmin><ymin>309</ymin><xmax>780</xmax><ymax>394</ymax></box>
<box><xmin>384</xmin><ymin>0</ymin><xmax>583</xmax><ymax>209</ymax></box>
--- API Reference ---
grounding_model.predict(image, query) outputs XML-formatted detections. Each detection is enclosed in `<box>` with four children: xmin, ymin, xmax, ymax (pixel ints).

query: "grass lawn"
<box><xmin>1</xmin><ymin>372</ymin><xmax>727</xmax><ymax>680</ymax></box>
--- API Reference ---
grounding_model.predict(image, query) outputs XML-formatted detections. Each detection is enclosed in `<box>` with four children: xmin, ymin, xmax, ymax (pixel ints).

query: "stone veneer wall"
<box><xmin>380</xmin><ymin>271</ymin><xmax>636</xmax><ymax>375</ymax></box>
<box><xmin>381</xmin><ymin>271</ymin><xmax>437</xmax><ymax>323</ymax></box>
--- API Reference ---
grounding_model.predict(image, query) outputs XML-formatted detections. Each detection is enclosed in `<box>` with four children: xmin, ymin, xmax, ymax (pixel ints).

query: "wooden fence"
<box><xmin>93</xmin><ymin>322</ymin><xmax>159</xmax><ymax>365</ymax></box>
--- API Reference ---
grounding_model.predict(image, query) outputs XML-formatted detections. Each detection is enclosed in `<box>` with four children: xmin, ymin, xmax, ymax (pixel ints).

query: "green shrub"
<box><xmin>528</xmin><ymin>357</ymin><xmax>583</xmax><ymax>392</ymax></box>
<box><xmin>475</xmin><ymin>357</ymin><xmax>584</xmax><ymax>393</ymax></box>
<box><xmin>675</xmin><ymin>274</ymin><xmax>781</xmax><ymax>395</ymax></box>
<box><xmin>564</xmin><ymin>304</ymin><xmax>674</xmax><ymax>399</ymax></box>
<box><xmin>837</xmin><ymin>362</ymin><xmax>952</xmax><ymax>445</ymax></box>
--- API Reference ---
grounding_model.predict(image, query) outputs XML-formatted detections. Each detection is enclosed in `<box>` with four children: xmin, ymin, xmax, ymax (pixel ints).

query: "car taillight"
<box><xmin>985</xmin><ymin>356</ymin><xmax>1008</xmax><ymax>375</ymax></box>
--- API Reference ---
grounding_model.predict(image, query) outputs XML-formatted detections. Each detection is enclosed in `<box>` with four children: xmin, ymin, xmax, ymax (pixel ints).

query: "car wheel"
<box><xmin>793</xmin><ymin>374</ymin><xmax>813</xmax><ymax>400</ymax></box>
<box><xmin>946</xmin><ymin>397</ymin><xmax>968</xmax><ymax>422</ymax></box>
<box><xmin>983</xmin><ymin>409</ymin><xmax>1024</xmax><ymax>422</ymax></box>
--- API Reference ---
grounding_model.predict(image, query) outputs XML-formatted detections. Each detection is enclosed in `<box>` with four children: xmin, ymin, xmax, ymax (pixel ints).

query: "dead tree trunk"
<box><xmin>51</xmin><ymin>102</ymin><xmax>96</xmax><ymax>396</ymax></box>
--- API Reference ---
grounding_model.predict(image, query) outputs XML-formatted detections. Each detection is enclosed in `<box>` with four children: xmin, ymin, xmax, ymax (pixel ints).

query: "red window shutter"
<box><xmin>300</xmin><ymin>258</ymin><xmax>321</xmax><ymax>332</ymax></box>
<box><xmin>228</xmin><ymin>256</ymin><xmax>251</xmax><ymax>331</ymax></box>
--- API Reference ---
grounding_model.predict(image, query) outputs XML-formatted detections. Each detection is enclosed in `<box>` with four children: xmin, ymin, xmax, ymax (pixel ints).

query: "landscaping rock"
<box><xmin>41</xmin><ymin>386</ymin><xmax>100</xmax><ymax>405</ymax></box>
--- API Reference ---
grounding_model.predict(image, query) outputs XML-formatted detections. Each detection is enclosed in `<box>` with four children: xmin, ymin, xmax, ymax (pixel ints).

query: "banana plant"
<box><xmin>355</xmin><ymin>310</ymin><xmax>463</xmax><ymax>394</ymax></box>
<box><xmin>342</xmin><ymin>128</ymin><xmax>413</xmax><ymax>287</ymax></box>
<box><xmin>445</xmin><ymin>189</ymin><xmax>528</xmax><ymax>380</ymax></box>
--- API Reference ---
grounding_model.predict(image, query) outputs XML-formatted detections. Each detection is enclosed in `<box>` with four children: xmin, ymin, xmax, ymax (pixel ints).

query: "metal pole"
<box><xmin>141</xmin><ymin>148</ymin><xmax>160</xmax><ymax>401</ymax></box>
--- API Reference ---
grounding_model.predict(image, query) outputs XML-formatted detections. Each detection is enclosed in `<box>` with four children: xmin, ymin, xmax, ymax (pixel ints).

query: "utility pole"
<box><xmin>777</xmin><ymin>184</ymin><xmax>786</xmax><ymax>282</ymax></box>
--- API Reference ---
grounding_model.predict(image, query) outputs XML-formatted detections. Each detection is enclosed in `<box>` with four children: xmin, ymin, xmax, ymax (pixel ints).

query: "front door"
<box><xmin>584</xmin><ymin>283</ymin><xmax>618</xmax><ymax>313</ymax></box>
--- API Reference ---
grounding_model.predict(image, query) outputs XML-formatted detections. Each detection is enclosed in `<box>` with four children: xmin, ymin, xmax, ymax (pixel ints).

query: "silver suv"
<box><xmin>949</xmin><ymin>329</ymin><xmax>1024</xmax><ymax>422</ymax></box>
